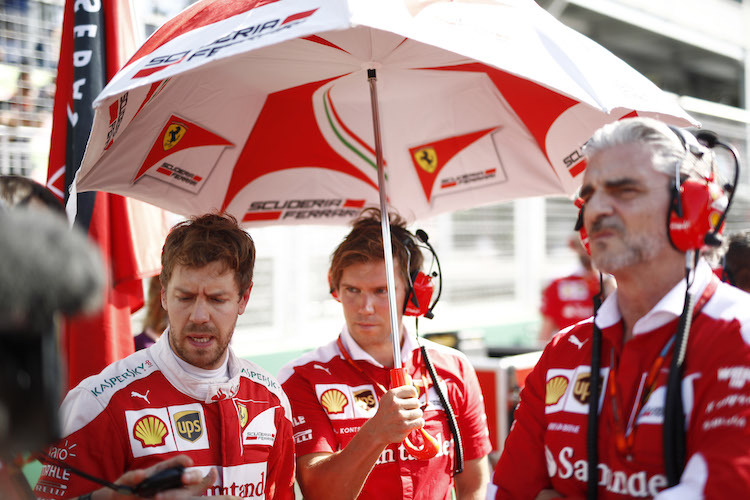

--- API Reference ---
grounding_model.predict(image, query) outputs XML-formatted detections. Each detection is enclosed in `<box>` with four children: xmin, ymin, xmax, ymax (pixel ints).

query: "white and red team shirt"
<box><xmin>35</xmin><ymin>334</ymin><xmax>295</xmax><ymax>500</ymax></box>
<box><xmin>278</xmin><ymin>328</ymin><xmax>492</xmax><ymax>500</ymax></box>
<box><xmin>495</xmin><ymin>260</ymin><xmax>750</xmax><ymax>499</ymax></box>
<box><xmin>540</xmin><ymin>271</ymin><xmax>600</xmax><ymax>331</ymax></box>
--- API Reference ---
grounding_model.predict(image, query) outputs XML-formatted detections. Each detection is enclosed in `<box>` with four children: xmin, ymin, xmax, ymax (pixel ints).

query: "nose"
<box><xmin>189</xmin><ymin>297</ymin><xmax>210</xmax><ymax>324</ymax></box>
<box><xmin>359</xmin><ymin>293</ymin><xmax>376</xmax><ymax>314</ymax></box>
<box><xmin>583</xmin><ymin>191</ymin><xmax>614</xmax><ymax>231</ymax></box>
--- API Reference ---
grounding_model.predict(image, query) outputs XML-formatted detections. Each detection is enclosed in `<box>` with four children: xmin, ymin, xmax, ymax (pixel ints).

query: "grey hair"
<box><xmin>583</xmin><ymin>117</ymin><xmax>716</xmax><ymax>181</ymax></box>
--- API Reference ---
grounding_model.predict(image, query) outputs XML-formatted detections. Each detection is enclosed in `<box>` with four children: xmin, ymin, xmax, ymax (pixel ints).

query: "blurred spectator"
<box><xmin>722</xmin><ymin>230</ymin><xmax>750</xmax><ymax>293</ymax></box>
<box><xmin>0</xmin><ymin>174</ymin><xmax>64</xmax><ymax>215</ymax></box>
<box><xmin>133</xmin><ymin>275</ymin><xmax>168</xmax><ymax>350</ymax></box>
<box><xmin>538</xmin><ymin>233</ymin><xmax>614</xmax><ymax>343</ymax></box>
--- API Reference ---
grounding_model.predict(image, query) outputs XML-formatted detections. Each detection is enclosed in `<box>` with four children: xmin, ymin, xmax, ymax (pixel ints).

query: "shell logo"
<box><xmin>545</xmin><ymin>376</ymin><xmax>569</xmax><ymax>405</ymax></box>
<box><xmin>133</xmin><ymin>415</ymin><xmax>168</xmax><ymax>447</ymax></box>
<box><xmin>320</xmin><ymin>389</ymin><xmax>348</xmax><ymax>414</ymax></box>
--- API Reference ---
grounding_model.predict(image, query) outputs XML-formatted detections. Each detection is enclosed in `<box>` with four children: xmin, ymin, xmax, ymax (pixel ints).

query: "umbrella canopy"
<box><xmin>74</xmin><ymin>0</ymin><xmax>695</xmax><ymax>225</ymax></box>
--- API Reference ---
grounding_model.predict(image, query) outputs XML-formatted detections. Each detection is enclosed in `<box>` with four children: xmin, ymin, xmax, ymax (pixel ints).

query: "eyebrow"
<box><xmin>580</xmin><ymin>177</ymin><xmax>641</xmax><ymax>199</ymax></box>
<box><xmin>174</xmin><ymin>287</ymin><xmax>230</xmax><ymax>297</ymax></box>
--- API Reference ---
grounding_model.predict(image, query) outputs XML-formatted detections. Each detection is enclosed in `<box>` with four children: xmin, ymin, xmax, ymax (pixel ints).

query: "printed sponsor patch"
<box><xmin>320</xmin><ymin>388</ymin><xmax>348</xmax><ymax>414</ymax></box>
<box><xmin>243</xmin><ymin>407</ymin><xmax>277</xmax><ymax>446</ymax></box>
<box><xmin>545</xmin><ymin>366</ymin><xmax>609</xmax><ymax>415</ymax></box>
<box><xmin>168</xmin><ymin>404</ymin><xmax>210</xmax><ymax>452</ymax></box>
<box><xmin>353</xmin><ymin>389</ymin><xmax>376</xmax><ymax>411</ymax></box>
<box><xmin>173</xmin><ymin>410</ymin><xmax>203</xmax><ymax>443</ymax></box>
<box><xmin>546</xmin><ymin>376</ymin><xmax>569</xmax><ymax>405</ymax></box>
<box><xmin>314</xmin><ymin>384</ymin><xmax>379</xmax><ymax>420</ymax></box>
<box><xmin>238</xmin><ymin>403</ymin><xmax>249</xmax><ymax>428</ymax></box>
<box><xmin>718</xmin><ymin>366</ymin><xmax>750</xmax><ymax>389</ymax></box>
<box><xmin>126</xmin><ymin>408</ymin><xmax>177</xmax><ymax>458</ymax></box>
<box><xmin>294</xmin><ymin>429</ymin><xmax>313</xmax><ymax>444</ymax></box>
<box><xmin>198</xmin><ymin>462</ymin><xmax>268</xmax><ymax>498</ymax></box>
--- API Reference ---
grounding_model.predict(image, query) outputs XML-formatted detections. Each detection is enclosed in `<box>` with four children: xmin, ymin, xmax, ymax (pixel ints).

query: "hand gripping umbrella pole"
<box><xmin>367</xmin><ymin>68</ymin><xmax>440</xmax><ymax>460</ymax></box>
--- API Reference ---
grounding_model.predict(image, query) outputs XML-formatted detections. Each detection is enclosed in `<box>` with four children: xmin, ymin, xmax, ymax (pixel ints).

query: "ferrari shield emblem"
<box><xmin>414</xmin><ymin>147</ymin><xmax>438</xmax><ymax>174</ymax></box>
<box><xmin>163</xmin><ymin>122</ymin><xmax>187</xmax><ymax>151</ymax></box>
<box><xmin>238</xmin><ymin>403</ymin><xmax>248</xmax><ymax>428</ymax></box>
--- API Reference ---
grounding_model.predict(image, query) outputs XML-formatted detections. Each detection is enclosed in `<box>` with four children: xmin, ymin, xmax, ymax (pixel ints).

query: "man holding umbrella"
<box><xmin>279</xmin><ymin>208</ymin><xmax>492</xmax><ymax>499</ymax></box>
<box><xmin>494</xmin><ymin>117</ymin><xmax>750</xmax><ymax>498</ymax></box>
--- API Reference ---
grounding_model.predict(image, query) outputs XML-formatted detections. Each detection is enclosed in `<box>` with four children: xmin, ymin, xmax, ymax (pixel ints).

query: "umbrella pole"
<box><xmin>367</xmin><ymin>68</ymin><xmax>402</xmax><ymax>371</ymax></box>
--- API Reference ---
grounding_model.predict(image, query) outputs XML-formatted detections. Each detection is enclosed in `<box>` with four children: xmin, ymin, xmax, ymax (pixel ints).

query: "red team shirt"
<box><xmin>495</xmin><ymin>261</ymin><xmax>750</xmax><ymax>499</ymax></box>
<box><xmin>35</xmin><ymin>335</ymin><xmax>295</xmax><ymax>500</ymax></box>
<box><xmin>541</xmin><ymin>271</ymin><xmax>600</xmax><ymax>331</ymax></box>
<box><xmin>279</xmin><ymin>328</ymin><xmax>492</xmax><ymax>499</ymax></box>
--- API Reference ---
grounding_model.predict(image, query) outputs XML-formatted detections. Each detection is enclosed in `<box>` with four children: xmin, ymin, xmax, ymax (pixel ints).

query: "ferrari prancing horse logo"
<box><xmin>163</xmin><ymin>122</ymin><xmax>187</xmax><ymax>151</ymax></box>
<box><xmin>414</xmin><ymin>147</ymin><xmax>437</xmax><ymax>174</ymax></box>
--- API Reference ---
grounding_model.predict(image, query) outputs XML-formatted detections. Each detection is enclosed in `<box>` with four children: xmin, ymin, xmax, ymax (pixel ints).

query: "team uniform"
<box><xmin>35</xmin><ymin>334</ymin><xmax>295</xmax><ymax>500</ymax></box>
<box><xmin>278</xmin><ymin>327</ymin><xmax>492</xmax><ymax>499</ymax></box>
<box><xmin>540</xmin><ymin>271</ymin><xmax>600</xmax><ymax>331</ymax></box>
<box><xmin>495</xmin><ymin>260</ymin><xmax>750</xmax><ymax>499</ymax></box>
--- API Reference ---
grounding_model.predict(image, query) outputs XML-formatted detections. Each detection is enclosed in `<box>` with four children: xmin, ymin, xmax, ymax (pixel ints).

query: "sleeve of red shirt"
<box><xmin>35</xmin><ymin>389</ymin><xmax>128</xmax><ymax>499</ymax></box>
<box><xmin>657</xmin><ymin>318</ymin><xmax>750</xmax><ymax>499</ymax></box>
<box><xmin>493</xmin><ymin>345</ymin><xmax>554</xmax><ymax>499</ymax></box>
<box><xmin>281</xmin><ymin>368</ymin><xmax>339</xmax><ymax>457</ymax></box>
<box><xmin>456</xmin><ymin>357</ymin><xmax>493</xmax><ymax>461</ymax></box>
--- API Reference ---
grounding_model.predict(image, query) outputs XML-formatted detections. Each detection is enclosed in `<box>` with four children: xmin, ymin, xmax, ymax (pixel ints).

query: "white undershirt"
<box><xmin>169</xmin><ymin>341</ymin><xmax>230</xmax><ymax>382</ymax></box>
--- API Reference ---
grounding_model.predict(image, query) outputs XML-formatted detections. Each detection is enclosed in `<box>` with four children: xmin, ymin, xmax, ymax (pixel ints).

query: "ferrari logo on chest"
<box><xmin>163</xmin><ymin>122</ymin><xmax>187</xmax><ymax>151</ymax></box>
<box><xmin>238</xmin><ymin>403</ymin><xmax>248</xmax><ymax>428</ymax></box>
<box><xmin>414</xmin><ymin>147</ymin><xmax>438</xmax><ymax>173</ymax></box>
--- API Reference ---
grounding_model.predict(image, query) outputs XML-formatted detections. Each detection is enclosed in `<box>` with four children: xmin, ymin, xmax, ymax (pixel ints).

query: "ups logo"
<box><xmin>573</xmin><ymin>373</ymin><xmax>602</xmax><ymax>405</ymax></box>
<box><xmin>174</xmin><ymin>410</ymin><xmax>203</xmax><ymax>442</ymax></box>
<box><xmin>353</xmin><ymin>389</ymin><xmax>377</xmax><ymax>411</ymax></box>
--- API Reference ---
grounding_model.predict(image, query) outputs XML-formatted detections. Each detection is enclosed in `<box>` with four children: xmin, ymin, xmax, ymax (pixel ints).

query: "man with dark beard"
<box><xmin>35</xmin><ymin>213</ymin><xmax>295</xmax><ymax>499</ymax></box>
<box><xmin>493</xmin><ymin>118</ymin><xmax>750</xmax><ymax>499</ymax></box>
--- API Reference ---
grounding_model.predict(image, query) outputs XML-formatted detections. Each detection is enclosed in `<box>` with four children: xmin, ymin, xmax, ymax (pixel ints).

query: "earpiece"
<box><xmin>574</xmin><ymin>197</ymin><xmax>591</xmax><ymax>255</ymax></box>
<box><xmin>401</xmin><ymin>230</ymin><xmax>436</xmax><ymax>318</ymax></box>
<box><xmin>666</xmin><ymin>126</ymin><xmax>728</xmax><ymax>252</ymax></box>
<box><xmin>329</xmin><ymin>274</ymin><xmax>340</xmax><ymax>301</ymax></box>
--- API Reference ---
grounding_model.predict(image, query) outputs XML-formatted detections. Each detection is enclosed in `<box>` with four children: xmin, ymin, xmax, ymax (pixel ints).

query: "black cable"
<box><xmin>663</xmin><ymin>254</ymin><xmax>698</xmax><ymax>486</ymax></box>
<box><xmin>420</xmin><ymin>345</ymin><xmax>464</xmax><ymax>474</ymax></box>
<box><xmin>37</xmin><ymin>453</ymin><xmax>134</xmax><ymax>495</ymax></box>
<box><xmin>586</xmin><ymin>274</ymin><xmax>605</xmax><ymax>500</ymax></box>
<box><xmin>415</xmin><ymin>229</ymin><xmax>442</xmax><ymax>319</ymax></box>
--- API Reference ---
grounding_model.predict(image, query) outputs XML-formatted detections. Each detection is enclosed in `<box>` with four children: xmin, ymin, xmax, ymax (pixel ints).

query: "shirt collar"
<box><xmin>594</xmin><ymin>259</ymin><xmax>714</xmax><ymax>336</ymax></box>
<box><xmin>339</xmin><ymin>324</ymin><xmax>418</xmax><ymax>368</ymax></box>
<box><xmin>153</xmin><ymin>330</ymin><xmax>241</xmax><ymax>403</ymax></box>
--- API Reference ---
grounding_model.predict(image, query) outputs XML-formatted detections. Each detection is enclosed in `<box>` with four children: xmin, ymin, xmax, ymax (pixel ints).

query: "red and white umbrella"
<box><xmin>72</xmin><ymin>0</ymin><xmax>696</xmax><ymax>459</ymax></box>
<box><xmin>74</xmin><ymin>0</ymin><xmax>695</xmax><ymax>226</ymax></box>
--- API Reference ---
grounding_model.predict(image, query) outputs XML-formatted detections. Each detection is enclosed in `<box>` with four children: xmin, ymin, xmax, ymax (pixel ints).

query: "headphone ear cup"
<box><xmin>574</xmin><ymin>199</ymin><xmax>591</xmax><ymax>256</ymax></box>
<box><xmin>328</xmin><ymin>274</ymin><xmax>340</xmax><ymax>302</ymax></box>
<box><xmin>668</xmin><ymin>179</ymin><xmax>725</xmax><ymax>251</ymax></box>
<box><xmin>404</xmin><ymin>271</ymin><xmax>434</xmax><ymax>317</ymax></box>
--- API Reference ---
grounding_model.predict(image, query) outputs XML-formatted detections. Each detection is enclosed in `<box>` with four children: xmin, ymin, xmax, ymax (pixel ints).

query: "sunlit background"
<box><xmin>1</xmin><ymin>0</ymin><xmax>749</xmax><ymax>371</ymax></box>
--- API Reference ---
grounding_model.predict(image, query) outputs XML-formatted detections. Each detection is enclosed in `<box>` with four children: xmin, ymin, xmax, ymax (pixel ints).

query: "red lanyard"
<box><xmin>607</xmin><ymin>277</ymin><xmax>718</xmax><ymax>456</ymax></box>
<box><xmin>336</xmin><ymin>336</ymin><xmax>431</xmax><ymax>398</ymax></box>
<box><xmin>337</xmin><ymin>336</ymin><xmax>389</xmax><ymax>394</ymax></box>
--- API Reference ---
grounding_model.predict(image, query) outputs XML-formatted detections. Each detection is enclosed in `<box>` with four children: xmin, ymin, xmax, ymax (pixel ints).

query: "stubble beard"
<box><xmin>171</xmin><ymin>324</ymin><xmax>232</xmax><ymax>370</ymax></box>
<box><xmin>590</xmin><ymin>219</ymin><xmax>666</xmax><ymax>274</ymax></box>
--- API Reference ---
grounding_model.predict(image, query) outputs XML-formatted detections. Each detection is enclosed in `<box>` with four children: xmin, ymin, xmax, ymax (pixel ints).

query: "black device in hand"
<box><xmin>133</xmin><ymin>465</ymin><xmax>186</xmax><ymax>497</ymax></box>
